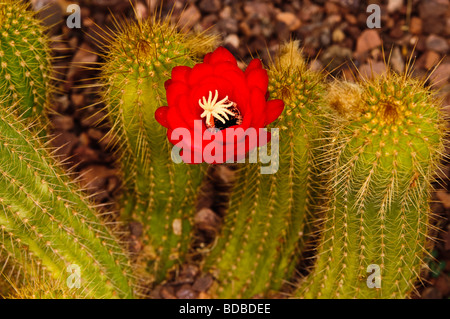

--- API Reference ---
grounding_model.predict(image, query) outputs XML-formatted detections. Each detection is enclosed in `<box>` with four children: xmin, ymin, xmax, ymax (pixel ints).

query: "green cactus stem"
<box><xmin>100</xmin><ymin>18</ymin><xmax>216</xmax><ymax>283</ymax></box>
<box><xmin>296</xmin><ymin>72</ymin><xmax>446</xmax><ymax>298</ymax></box>
<box><xmin>203</xmin><ymin>42</ymin><xmax>329</xmax><ymax>298</ymax></box>
<box><xmin>0</xmin><ymin>101</ymin><xmax>135</xmax><ymax>299</ymax></box>
<box><xmin>0</xmin><ymin>0</ymin><xmax>52</xmax><ymax>118</ymax></box>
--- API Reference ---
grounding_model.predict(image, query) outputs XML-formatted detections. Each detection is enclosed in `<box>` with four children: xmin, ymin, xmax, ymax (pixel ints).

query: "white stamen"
<box><xmin>199</xmin><ymin>90</ymin><xmax>236</xmax><ymax>127</ymax></box>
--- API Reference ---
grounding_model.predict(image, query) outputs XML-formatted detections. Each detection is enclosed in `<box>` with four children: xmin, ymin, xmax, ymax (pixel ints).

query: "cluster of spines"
<box><xmin>296</xmin><ymin>71</ymin><xmax>446</xmax><ymax>298</ymax></box>
<box><xmin>0</xmin><ymin>0</ymin><xmax>52</xmax><ymax>119</ymax></box>
<box><xmin>100</xmin><ymin>17</ymin><xmax>216</xmax><ymax>283</ymax></box>
<box><xmin>0</xmin><ymin>102</ymin><xmax>135</xmax><ymax>299</ymax></box>
<box><xmin>203</xmin><ymin>42</ymin><xmax>329</xmax><ymax>298</ymax></box>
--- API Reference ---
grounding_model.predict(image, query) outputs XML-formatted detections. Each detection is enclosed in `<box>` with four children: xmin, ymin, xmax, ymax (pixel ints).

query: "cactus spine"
<box><xmin>296</xmin><ymin>73</ymin><xmax>446</xmax><ymax>298</ymax></box>
<box><xmin>100</xmin><ymin>18</ymin><xmax>216</xmax><ymax>283</ymax></box>
<box><xmin>204</xmin><ymin>42</ymin><xmax>328</xmax><ymax>298</ymax></box>
<box><xmin>0</xmin><ymin>102</ymin><xmax>134</xmax><ymax>299</ymax></box>
<box><xmin>0</xmin><ymin>0</ymin><xmax>52</xmax><ymax>118</ymax></box>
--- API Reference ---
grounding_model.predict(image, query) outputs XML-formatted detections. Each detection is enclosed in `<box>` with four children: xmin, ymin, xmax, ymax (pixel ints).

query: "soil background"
<box><xmin>25</xmin><ymin>0</ymin><xmax>450</xmax><ymax>299</ymax></box>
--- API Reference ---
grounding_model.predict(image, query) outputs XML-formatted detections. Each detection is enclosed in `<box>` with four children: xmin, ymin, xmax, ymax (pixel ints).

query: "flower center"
<box><xmin>199</xmin><ymin>90</ymin><xmax>242</xmax><ymax>130</ymax></box>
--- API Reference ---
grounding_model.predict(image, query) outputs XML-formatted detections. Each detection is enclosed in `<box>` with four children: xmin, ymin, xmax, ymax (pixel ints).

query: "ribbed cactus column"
<box><xmin>101</xmin><ymin>19</ymin><xmax>215</xmax><ymax>283</ymax></box>
<box><xmin>204</xmin><ymin>42</ymin><xmax>328</xmax><ymax>298</ymax></box>
<box><xmin>296</xmin><ymin>74</ymin><xmax>446</xmax><ymax>298</ymax></box>
<box><xmin>0</xmin><ymin>0</ymin><xmax>52</xmax><ymax>118</ymax></box>
<box><xmin>0</xmin><ymin>103</ymin><xmax>134</xmax><ymax>299</ymax></box>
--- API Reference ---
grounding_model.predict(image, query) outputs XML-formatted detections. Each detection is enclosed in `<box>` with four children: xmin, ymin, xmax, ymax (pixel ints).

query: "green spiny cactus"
<box><xmin>0</xmin><ymin>0</ymin><xmax>52</xmax><ymax>118</ymax></box>
<box><xmin>296</xmin><ymin>72</ymin><xmax>446</xmax><ymax>298</ymax></box>
<box><xmin>0</xmin><ymin>101</ymin><xmax>135</xmax><ymax>299</ymax></box>
<box><xmin>100</xmin><ymin>18</ymin><xmax>216</xmax><ymax>283</ymax></box>
<box><xmin>203</xmin><ymin>42</ymin><xmax>329</xmax><ymax>298</ymax></box>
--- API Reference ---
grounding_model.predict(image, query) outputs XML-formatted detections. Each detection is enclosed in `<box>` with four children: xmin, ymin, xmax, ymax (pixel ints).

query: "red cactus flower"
<box><xmin>155</xmin><ymin>46</ymin><xmax>284</xmax><ymax>164</ymax></box>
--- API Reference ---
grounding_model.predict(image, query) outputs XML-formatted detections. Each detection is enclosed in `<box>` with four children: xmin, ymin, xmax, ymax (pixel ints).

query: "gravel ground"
<box><xmin>26</xmin><ymin>0</ymin><xmax>450</xmax><ymax>299</ymax></box>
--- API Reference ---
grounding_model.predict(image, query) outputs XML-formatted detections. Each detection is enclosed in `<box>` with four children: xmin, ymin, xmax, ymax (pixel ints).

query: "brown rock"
<box><xmin>356</xmin><ymin>30</ymin><xmax>382</xmax><ymax>54</ymax></box>
<box><xmin>359</xmin><ymin>61</ymin><xmax>387</xmax><ymax>79</ymax></box>
<box><xmin>160</xmin><ymin>286</ymin><xmax>177</xmax><ymax>299</ymax></box>
<box><xmin>389</xmin><ymin>47</ymin><xmax>404</xmax><ymax>73</ymax></box>
<box><xmin>430</xmin><ymin>63</ymin><xmax>450</xmax><ymax>88</ymax></box>
<box><xmin>197</xmin><ymin>292</ymin><xmax>211</xmax><ymax>299</ymax></box>
<box><xmin>51</xmin><ymin>38</ymin><xmax>72</xmax><ymax>56</ymax></box>
<box><xmin>445</xmin><ymin>229</ymin><xmax>450</xmax><ymax>251</ymax></box>
<box><xmin>201</xmin><ymin>14</ymin><xmax>218</xmax><ymax>30</ymax></box>
<box><xmin>419</xmin><ymin>0</ymin><xmax>448</xmax><ymax>34</ymax></box>
<box><xmin>274</xmin><ymin>21</ymin><xmax>290</xmax><ymax>42</ymax></box>
<box><xmin>72</xmin><ymin>145</ymin><xmax>101</xmax><ymax>165</ymax></box>
<box><xmin>71</xmin><ymin>93</ymin><xmax>85</xmax><ymax>108</ymax></box>
<box><xmin>178</xmin><ymin>5</ymin><xmax>201</xmax><ymax>30</ymax></box>
<box><xmin>387</xmin><ymin>0</ymin><xmax>403</xmax><ymax>13</ymax></box>
<box><xmin>243</xmin><ymin>2</ymin><xmax>272</xmax><ymax>20</ymax></box>
<box><xmin>176</xmin><ymin>284</ymin><xmax>197</xmax><ymax>299</ymax></box>
<box><xmin>341</xmin><ymin>67</ymin><xmax>356</xmax><ymax>82</ymax></box>
<box><xmin>345</xmin><ymin>14</ymin><xmax>357</xmax><ymax>25</ymax></box>
<box><xmin>415</xmin><ymin>35</ymin><xmax>427</xmax><ymax>52</ymax></box>
<box><xmin>239</xmin><ymin>21</ymin><xmax>252</xmax><ymax>37</ymax></box>
<box><xmin>276</xmin><ymin>12</ymin><xmax>301</xmax><ymax>31</ymax></box>
<box><xmin>80</xmin><ymin>111</ymin><xmax>107</xmax><ymax>127</ymax></box>
<box><xmin>435</xmin><ymin>274</ymin><xmax>450</xmax><ymax>296</ymax></box>
<box><xmin>437</xmin><ymin>190</ymin><xmax>450</xmax><ymax>209</ymax></box>
<box><xmin>128</xmin><ymin>235</ymin><xmax>142</xmax><ymax>254</ymax></box>
<box><xmin>129</xmin><ymin>221</ymin><xmax>143</xmax><ymax>237</ymax></box>
<box><xmin>199</xmin><ymin>0</ymin><xmax>221</xmax><ymax>13</ymax></box>
<box><xmin>67</xmin><ymin>43</ymin><xmax>98</xmax><ymax>83</ymax></box>
<box><xmin>425</xmin><ymin>51</ymin><xmax>441</xmax><ymax>69</ymax></box>
<box><xmin>426</xmin><ymin>34</ymin><xmax>449</xmax><ymax>53</ymax></box>
<box><xmin>224</xmin><ymin>34</ymin><xmax>240</xmax><ymax>49</ymax></box>
<box><xmin>299</xmin><ymin>3</ymin><xmax>321</xmax><ymax>22</ymax></box>
<box><xmin>217</xmin><ymin>18</ymin><xmax>239</xmax><ymax>33</ymax></box>
<box><xmin>324</xmin><ymin>2</ymin><xmax>340</xmax><ymax>15</ymax></box>
<box><xmin>87</xmin><ymin>128</ymin><xmax>104</xmax><ymax>142</ymax></box>
<box><xmin>135</xmin><ymin>1</ymin><xmax>148</xmax><ymax>20</ymax></box>
<box><xmin>79</xmin><ymin>165</ymin><xmax>117</xmax><ymax>192</ymax></box>
<box><xmin>98</xmin><ymin>132</ymin><xmax>114</xmax><ymax>150</ymax></box>
<box><xmin>192</xmin><ymin>275</ymin><xmax>214</xmax><ymax>292</ymax></box>
<box><xmin>148</xmin><ymin>285</ymin><xmax>162</xmax><ymax>299</ymax></box>
<box><xmin>52</xmin><ymin>95</ymin><xmax>70</xmax><ymax>113</ymax></box>
<box><xmin>332</xmin><ymin>29</ymin><xmax>345</xmax><ymax>43</ymax></box>
<box><xmin>147</xmin><ymin>0</ymin><xmax>160</xmax><ymax>13</ymax></box>
<box><xmin>422</xmin><ymin>287</ymin><xmax>443</xmax><ymax>299</ymax></box>
<box><xmin>52</xmin><ymin>116</ymin><xmax>74</xmax><ymax>131</ymax></box>
<box><xmin>195</xmin><ymin>208</ymin><xmax>221</xmax><ymax>233</ymax></box>
<box><xmin>219</xmin><ymin>6</ymin><xmax>232</xmax><ymax>19</ymax></box>
<box><xmin>321</xmin><ymin>45</ymin><xmax>352</xmax><ymax>73</ymax></box>
<box><xmin>106</xmin><ymin>175</ymin><xmax>120</xmax><ymax>193</ymax></box>
<box><xmin>51</xmin><ymin>131</ymin><xmax>79</xmax><ymax>159</ymax></box>
<box><xmin>177</xmin><ymin>264</ymin><xmax>199</xmax><ymax>284</ymax></box>
<box><xmin>309</xmin><ymin>60</ymin><xmax>324</xmax><ymax>72</ymax></box>
<box><xmin>34</xmin><ymin>0</ymin><xmax>63</xmax><ymax>35</ymax></box>
<box><xmin>79</xmin><ymin>132</ymin><xmax>90</xmax><ymax>146</ymax></box>
<box><xmin>410</xmin><ymin>17</ymin><xmax>422</xmax><ymax>35</ymax></box>
<box><xmin>390</xmin><ymin>25</ymin><xmax>404</xmax><ymax>39</ymax></box>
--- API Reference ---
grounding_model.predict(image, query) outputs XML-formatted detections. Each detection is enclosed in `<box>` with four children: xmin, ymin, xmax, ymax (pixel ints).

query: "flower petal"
<box><xmin>265</xmin><ymin>99</ymin><xmax>285</xmax><ymax>125</ymax></box>
<box><xmin>203</xmin><ymin>52</ymin><xmax>212</xmax><ymax>64</ymax></box>
<box><xmin>213</xmin><ymin>61</ymin><xmax>243</xmax><ymax>76</ymax></box>
<box><xmin>248</xmin><ymin>87</ymin><xmax>267</xmax><ymax>128</ymax></box>
<box><xmin>166</xmin><ymin>106</ymin><xmax>186</xmax><ymax>130</ymax></box>
<box><xmin>155</xmin><ymin>106</ymin><xmax>169</xmax><ymax>128</ymax></box>
<box><xmin>166</xmin><ymin>81</ymin><xmax>190</xmax><ymax>107</ymax></box>
<box><xmin>171</xmin><ymin>66</ymin><xmax>191</xmax><ymax>83</ymax></box>
<box><xmin>188</xmin><ymin>63</ymin><xmax>214</xmax><ymax>86</ymax></box>
<box><xmin>245</xmin><ymin>58</ymin><xmax>263</xmax><ymax>75</ymax></box>
<box><xmin>207</xmin><ymin>47</ymin><xmax>238</xmax><ymax>66</ymax></box>
<box><xmin>245</xmin><ymin>68</ymin><xmax>269</xmax><ymax>93</ymax></box>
